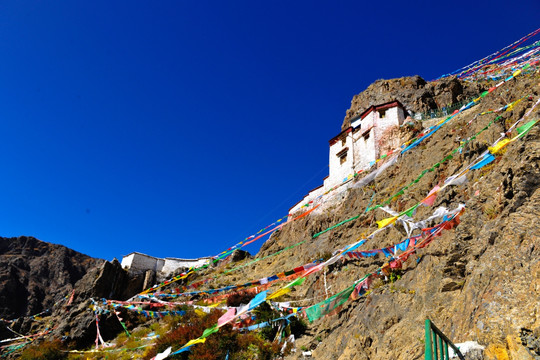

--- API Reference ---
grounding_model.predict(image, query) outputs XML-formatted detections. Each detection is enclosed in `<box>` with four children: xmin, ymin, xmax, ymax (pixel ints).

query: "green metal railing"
<box><xmin>425</xmin><ymin>319</ymin><xmax>465</xmax><ymax>360</ymax></box>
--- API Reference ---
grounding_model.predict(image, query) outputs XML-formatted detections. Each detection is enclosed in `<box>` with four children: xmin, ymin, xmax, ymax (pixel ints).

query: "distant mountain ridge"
<box><xmin>0</xmin><ymin>236</ymin><xmax>99</xmax><ymax>320</ymax></box>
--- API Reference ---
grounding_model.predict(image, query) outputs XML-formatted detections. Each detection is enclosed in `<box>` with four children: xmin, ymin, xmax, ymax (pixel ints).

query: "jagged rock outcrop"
<box><xmin>73</xmin><ymin>258</ymin><xmax>146</xmax><ymax>301</ymax></box>
<box><xmin>342</xmin><ymin>75</ymin><xmax>484</xmax><ymax>130</ymax></box>
<box><xmin>47</xmin><ymin>259</ymin><xmax>147</xmax><ymax>347</ymax></box>
<box><xmin>0</xmin><ymin>237</ymin><xmax>147</xmax><ymax>348</ymax></box>
<box><xmin>0</xmin><ymin>236</ymin><xmax>99</xmax><ymax>320</ymax></box>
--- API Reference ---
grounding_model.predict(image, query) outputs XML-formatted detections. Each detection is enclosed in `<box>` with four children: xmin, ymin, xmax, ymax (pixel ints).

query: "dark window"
<box><xmin>336</xmin><ymin>147</ymin><xmax>348</xmax><ymax>165</ymax></box>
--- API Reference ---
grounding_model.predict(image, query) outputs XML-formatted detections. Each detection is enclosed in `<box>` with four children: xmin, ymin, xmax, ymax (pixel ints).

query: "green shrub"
<box><xmin>19</xmin><ymin>339</ymin><xmax>67</xmax><ymax>360</ymax></box>
<box><xmin>144</xmin><ymin>307</ymin><xmax>282</xmax><ymax>360</ymax></box>
<box><xmin>253</xmin><ymin>303</ymin><xmax>281</xmax><ymax>341</ymax></box>
<box><xmin>289</xmin><ymin>316</ymin><xmax>308</xmax><ymax>338</ymax></box>
<box><xmin>226</xmin><ymin>291</ymin><xmax>255</xmax><ymax>307</ymax></box>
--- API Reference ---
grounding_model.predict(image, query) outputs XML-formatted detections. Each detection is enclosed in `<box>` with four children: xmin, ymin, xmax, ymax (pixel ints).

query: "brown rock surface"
<box><xmin>0</xmin><ymin>237</ymin><xmax>147</xmax><ymax>348</ymax></box>
<box><xmin>0</xmin><ymin>236</ymin><xmax>99</xmax><ymax>320</ymax></box>
<box><xmin>342</xmin><ymin>75</ymin><xmax>484</xmax><ymax>130</ymax></box>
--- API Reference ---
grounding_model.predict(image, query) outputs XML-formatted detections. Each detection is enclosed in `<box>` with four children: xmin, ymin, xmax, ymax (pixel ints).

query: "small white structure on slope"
<box><xmin>289</xmin><ymin>100</ymin><xmax>406</xmax><ymax>214</ymax></box>
<box><xmin>121</xmin><ymin>252</ymin><xmax>212</xmax><ymax>275</ymax></box>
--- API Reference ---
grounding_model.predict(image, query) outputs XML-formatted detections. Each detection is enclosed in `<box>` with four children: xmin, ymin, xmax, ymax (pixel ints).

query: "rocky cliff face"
<box><xmin>0</xmin><ymin>236</ymin><xmax>99</xmax><ymax>320</ymax></box>
<box><xmin>0</xmin><ymin>237</ymin><xmax>148</xmax><ymax>348</ymax></box>
<box><xmin>342</xmin><ymin>75</ymin><xmax>484</xmax><ymax>130</ymax></box>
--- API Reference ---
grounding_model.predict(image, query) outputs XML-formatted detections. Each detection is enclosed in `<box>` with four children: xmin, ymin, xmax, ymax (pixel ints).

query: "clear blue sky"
<box><xmin>0</xmin><ymin>1</ymin><xmax>538</xmax><ymax>261</ymax></box>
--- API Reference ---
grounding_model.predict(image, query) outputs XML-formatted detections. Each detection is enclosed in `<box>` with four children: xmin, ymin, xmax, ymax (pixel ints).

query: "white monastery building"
<box><xmin>121</xmin><ymin>252</ymin><xmax>212</xmax><ymax>275</ymax></box>
<box><xmin>289</xmin><ymin>100</ymin><xmax>406</xmax><ymax>214</ymax></box>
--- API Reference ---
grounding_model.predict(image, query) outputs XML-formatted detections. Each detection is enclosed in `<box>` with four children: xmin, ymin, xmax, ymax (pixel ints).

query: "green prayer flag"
<box><xmin>516</xmin><ymin>120</ymin><xmax>538</xmax><ymax>137</ymax></box>
<box><xmin>402</xmin><ymin>203</ymin><xmax>420</xmax><ymax>217</ymax></box>
<box><xmin>480</xmin><ymin>91</ymin><xmax>489</xmax><ymax>97</ymax></box>
<box><xmin>286</xmin><ymin>276</ymin><xmax>306</xmax><ymax>288</ymax></box>
<box><xmin>201</xmin><ymin>325</ymin><xmax>219</xmax><ymax>338</ymax></box>
<box><xmin>304</xmin><ymin>285</ymin><xmax>355</xmax><ymax>322</ymax></box>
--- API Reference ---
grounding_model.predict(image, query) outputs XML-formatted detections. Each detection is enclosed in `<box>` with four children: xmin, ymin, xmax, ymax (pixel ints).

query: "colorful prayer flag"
<box><xmin>376</xmin><ymin>216</ymin><xmax>398</xmax><ymax>228</ymax></box>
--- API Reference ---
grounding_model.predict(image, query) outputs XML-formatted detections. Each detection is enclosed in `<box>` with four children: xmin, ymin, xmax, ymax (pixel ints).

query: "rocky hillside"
<box><xmin>1</xmin><ymin>70</ymin><xmax>539</xmax><ymax>359</ymax></box>
<box><xmin>207</xmin><ymin>73</ymin><xmax>540</xmax><ymax>359</ymax></box>
<box><xmin>266</xmin><ymin>73</ymin><xmax>540</xmax><ymax>359</ymax></box>
<box><xmin>0</xmin><ymin>237</ymin><xmax>150</xmax><ymax>348</ymax></box>
<box><xmin>0</xmin><ymin>236</ymin><xmax>99</xmax><ymax>320</ymax></box>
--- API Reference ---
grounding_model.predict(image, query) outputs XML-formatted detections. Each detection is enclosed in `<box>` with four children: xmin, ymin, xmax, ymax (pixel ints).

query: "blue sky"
<box><xmin>0</xmin><ymin>1</ymin><xmax>538</xmax><ymax>261</ymax></box>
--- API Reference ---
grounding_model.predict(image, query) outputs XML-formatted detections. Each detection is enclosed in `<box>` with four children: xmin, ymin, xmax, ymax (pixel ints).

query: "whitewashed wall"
<box><xmin>121</xmin><ymin>252</ymin><xmax>211</xmax><ymax>275</ymax></box>
<box><xmin>288</xmin><ymin>103</ymin><xmax>404</xmax><ymax>216</ymax></box>
<box><xmin>120</xmin><ymin>253</ymin><xmax>135</xmax><ymax>269</ymax></box>
<box><xmin>327</xmin><ymin>133</ymin><xmax>354</xmax><ymax>187</ymax></box>
<box><xmin>162</xmin><ymin>258</ymin><xmax>211</xmax><ymax>274</ymax></box>
<box><xmin>121</xmin><ymin>253</ymin><xmax>164</xmax><ymax>273</ymax></box>
<box><xmin>360</xmin><ymin>111</ymin><xmax>376</xmax><ymax>129</ymax></box>
<box><xmin>375</xmin><ymin>106</ymin><xmax>404</xmax><ymax>132</ymax></box>
<box><xmin>288</xmin><ymin>184</ymin><xmax>326</xmax><ymax>214</ymax></box>
<box><xmin>351</xmin><ymin>127</ymin><xmax>377</xmax><ymax>170</ymax></box>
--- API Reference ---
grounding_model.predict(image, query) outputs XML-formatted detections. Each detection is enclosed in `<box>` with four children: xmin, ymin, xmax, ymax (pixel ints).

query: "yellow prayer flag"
<box><xmin>376</xmin><ymin>216</ymin><xmax>398</xmax><ymax>229</ymax></box>
<box><xmin>506</xmin><ymin>99</ymin><xmax>522</xmax><ymax>112</ymax></box>
<box><xmin>183</xmin><ymin>337</ymin><xmax>207</xmax><ymax>348</ymax></box>
<box><xmin>267</xmin><ymin>288</ymin><xmax>291</xmax><ymax>300</ymax></box>
<box><xmin>195</xmin><ymin>309</ymin><xmax>206</xmax><ymax>316</ymax></box>
<box><xmin>512</xmin><ymin>69</ymin><xmax>521</xmax><ymax>77</ymax></box>
<box><xmin>488</xmin><ymin>138</ymin><xmax>511</xmax><ymax>154</ymax></box>
<box><xmin>207</xmin><ymin>302</ymin><xmax>223</xmax><ymax>308</ymax></box>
